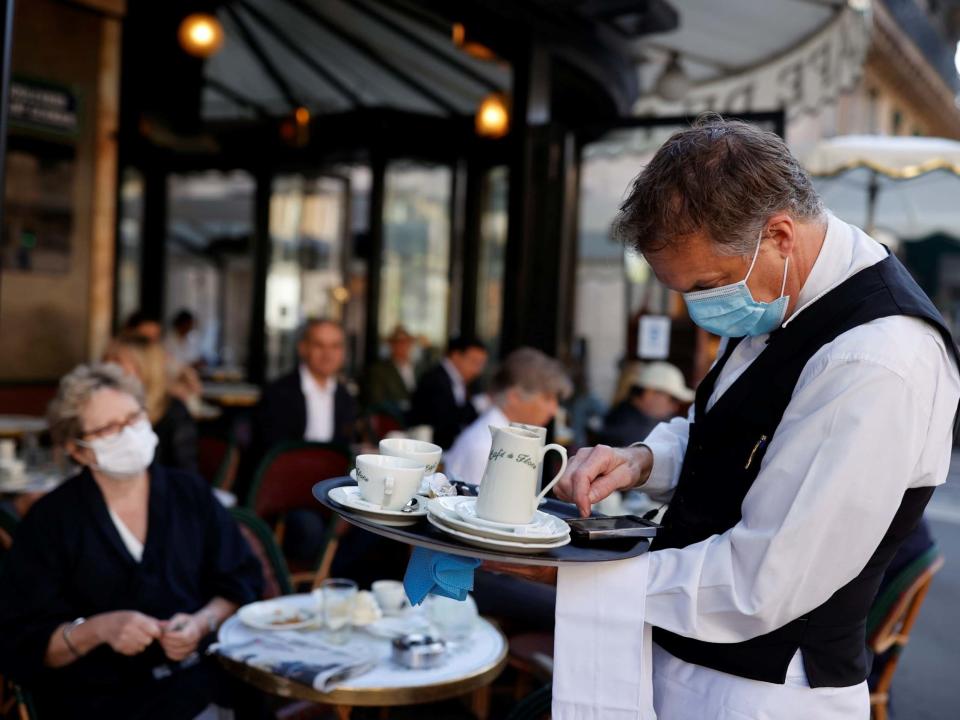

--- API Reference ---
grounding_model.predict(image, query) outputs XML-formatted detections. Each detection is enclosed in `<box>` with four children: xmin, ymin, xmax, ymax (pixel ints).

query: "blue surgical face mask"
<box><xmin>682</xmin><ymin>231</ymin><xmax>790</xmax><ymax>338</ymax></box>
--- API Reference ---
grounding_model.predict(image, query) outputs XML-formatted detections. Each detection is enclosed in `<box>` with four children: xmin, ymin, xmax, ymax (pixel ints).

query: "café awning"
<box><xmin>807</xmin><ymin>134</ymin><xmax>960</xmax><ymax>239</ymax></box>
<box><xmin>632</xmin><ymin>1</ymin><xmax>872</xmax><ymax>120</ymax></box>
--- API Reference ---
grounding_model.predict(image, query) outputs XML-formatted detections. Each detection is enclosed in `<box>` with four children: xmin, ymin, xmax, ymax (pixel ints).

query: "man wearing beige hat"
<box><xmin>601</xmin><ymin>361</ymin><xmax>694</xmax><ymax>448</ymax></box>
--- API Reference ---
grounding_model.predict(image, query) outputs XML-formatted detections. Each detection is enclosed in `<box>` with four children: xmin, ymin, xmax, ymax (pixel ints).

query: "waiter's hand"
<box><xmin>554</xmin><ymin>444</ymin><xmax>653</xmax><ymax>517</ymax></box>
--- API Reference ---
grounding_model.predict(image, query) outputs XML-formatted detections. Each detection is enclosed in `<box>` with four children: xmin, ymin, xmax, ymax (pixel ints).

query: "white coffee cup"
<box><xmin>371</xmin><ymin>579</ymin><xmax>409</xmax><ymax>616</ymax></box>
<box><xmin>379</xmin><ymin>438</ymin><xmax>443</xmax><ymax>476</ymax></box>
<box><xmin>351</xmin><ymin>454</ymin><xmax>424</xmax><ymax>510</ymax></box>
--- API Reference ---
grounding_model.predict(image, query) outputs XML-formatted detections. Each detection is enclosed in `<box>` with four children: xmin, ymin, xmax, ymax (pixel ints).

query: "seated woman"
<box><xmin>0</xmin><ymin>363</ymin><xmax>263</xmax><ymax>719</ymax></box>
<box><xmin>105</xmin><ymin>337</ymin><xmax>199</xmax><ymax>473</ymax></box>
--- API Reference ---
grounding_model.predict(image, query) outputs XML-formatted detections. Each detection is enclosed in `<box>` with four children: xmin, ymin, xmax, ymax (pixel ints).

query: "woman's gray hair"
<box><xmin>47</xmin><ymin>362</ymin><xmax>145</xmax><ymax>446</ymax></box>
<box><xmin>490</xmin><ymin>347</ymin><xmax>574</xmax><ymax>403</ymax></box>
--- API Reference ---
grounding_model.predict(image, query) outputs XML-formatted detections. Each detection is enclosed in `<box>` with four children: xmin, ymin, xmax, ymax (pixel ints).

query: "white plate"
<box><xmin>450</xmin><ymin>496</ymin><xmax>556</xmax><ymax>530</ymax></box>
<box><xmin>428</xmin><ymin>497</ymin><xmax>570</xmax><ymax>544</ymax></box>
<box><xmin>329</xmin><ymin>486</ymin><xmax>427</xmax><ymax>527</ymax></box>
<box><xmin>238</xmin><ymin>596</ymin><xmax>320</xmax><ymax>631</ymax></box>
<box><xmin>363</xmin><ymin>613</ymin><xmax>434</xmax><ymax>640</ymax></box>
<box><xmin>427</xmin><ymin>514</ymin><xmax>570</xmax><ymax>555</ymax></box>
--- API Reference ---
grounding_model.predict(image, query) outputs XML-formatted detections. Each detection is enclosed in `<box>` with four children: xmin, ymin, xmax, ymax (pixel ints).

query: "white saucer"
<box><xmin>363</xmin><ymin>612</ymin><xmax>434</xmax><ymax>640</ymax></box>
<box><xmin>427</xmin><ymin>514</ymin><xmax>570</xmax><ymax>555</ymax></box>
<box><xmin>238</xmin><ymin>596</ymin><xmax>319</xmax><ymax>631</ymax></box>
<box><xmin>428</xmin><ymin>497</ymin><xmax>570</xmax><ymax>543</ymax></box>
<box><xmin>329</xmin><ymin>486</ymin><xmax>427</xmax><ymax>527</ymax></box>
<box><xmin>450</xmin><ymin>496</ymin><xmax>563</xmax><ymax>532</ymax></box>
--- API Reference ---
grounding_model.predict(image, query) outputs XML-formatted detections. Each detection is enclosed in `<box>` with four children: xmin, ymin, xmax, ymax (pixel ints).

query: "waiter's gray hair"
<box><xmin>614</xmin><ymin>114</ymin><xmax>824</xmax><ymax>256</ymax></box>
<box><xmin>490</xmin><ymin>347</ymin><xmax>573</xmax><ymax>403</ymax></box>
<box><xmin>48</xmin><ymin>362</ymin><xmax>145</xmax><ymax>446</ymax></box>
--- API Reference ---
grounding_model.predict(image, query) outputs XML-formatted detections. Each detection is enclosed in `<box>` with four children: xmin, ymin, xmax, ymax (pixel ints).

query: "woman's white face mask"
<box><xmin>78</xmin><ymin>418</ymin><xmax>158</xmax><ymax>479</ymax></box>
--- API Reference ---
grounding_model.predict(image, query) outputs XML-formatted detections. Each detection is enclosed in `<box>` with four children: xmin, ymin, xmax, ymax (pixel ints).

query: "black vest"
<box><xmin>652</xmin><ymin>252</ymin><xmax>960</xmax><ymax>688</ymax></box>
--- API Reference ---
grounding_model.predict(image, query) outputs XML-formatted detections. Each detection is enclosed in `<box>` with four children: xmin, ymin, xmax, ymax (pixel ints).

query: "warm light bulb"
<box><xmin>179</xmin><ymin>14</ymin><xmax>224</xmax><ymax>58</ymax></box>
<box><xmin>476</xmin><ymin>94</ymin><xmax>509</xmax><ymax>138</ymax></box>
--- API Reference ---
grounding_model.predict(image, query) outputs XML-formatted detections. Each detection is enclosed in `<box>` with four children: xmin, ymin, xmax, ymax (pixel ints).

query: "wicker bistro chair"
<box><xmin>246</xmin><ymin>440</ymin><xmax>353</xmax><ymax>588</ymax></box>
<box><xmin>198</xmin><ymin>434</ymin><xmax>240</xmax><ymax>491</ymax></box>
<box><xmin>866</xmin><ymin>546</ymin><xmax>945</xmax><ymax>720</ymax></box>
<box><xmin>230</xmin><ymin>506</ymin><xmax>294</xmax><ymax>599</ymax></box>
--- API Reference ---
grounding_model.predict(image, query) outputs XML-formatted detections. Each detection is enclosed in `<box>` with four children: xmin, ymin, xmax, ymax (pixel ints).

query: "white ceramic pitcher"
<box><xmin>509</xmin><ymin>422</ymin><xmax>547</xmax><ymax>492</ymax></box>
<box><xmin>476</xmin><ymin>426</ymin><xmax>568</xmax><ymax>524</ymax></box>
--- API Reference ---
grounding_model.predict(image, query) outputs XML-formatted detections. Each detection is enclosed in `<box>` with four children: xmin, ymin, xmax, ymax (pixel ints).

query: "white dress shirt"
<box><xmin>640</xmin><ymin>214</ymin><xmax>960</xmax><ymax>718</ymax></box>
<box><xmin>300</xmin><ymin>365</ymin><xmax>337</xmax><ymax>443</ymax></box>
<box><xmin>444</xmin><ymin>405</ymin><xmax>510</xmax><ymax>486</ymax></box>
<box><xmin>442</xmin><ymin>358</ymin><xmax>468</xmax><ymax>406</ymax></box>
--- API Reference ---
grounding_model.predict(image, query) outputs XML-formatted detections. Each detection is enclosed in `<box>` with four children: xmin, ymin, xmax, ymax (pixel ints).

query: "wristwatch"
<box><xmin>63</xmin><ymin>617</ymin><xmax>86</xmax><ymax>658</ymax></box>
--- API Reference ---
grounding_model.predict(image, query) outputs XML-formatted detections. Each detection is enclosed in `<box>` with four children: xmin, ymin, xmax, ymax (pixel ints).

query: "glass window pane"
<box><xmin>265</xmin><ymin>175</ymin><xmax>348</xmax><ymax>380</ymax></box>
<box><xmin>166</xmin><ymin>171</ymin><xmax>254</xmax><ymax>371</ymax></box>
<box><xmin>476</xmin><ymin>166</ymin><xmax>508</xmax><ymax>358</ymax></box>
<box><xmin>380</xmin><ymin>162</ymin><xmax>451</xmax><ymax>350</ymax></box>
<box><xmin>116</xmin><ymin>168</ymin><xmax>143</xmax><ymax>329</ymax></box>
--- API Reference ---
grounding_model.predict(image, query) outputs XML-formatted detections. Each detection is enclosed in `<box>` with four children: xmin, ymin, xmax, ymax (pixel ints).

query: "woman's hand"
<box><xmin>94</xmin><ymin>611</ymin><xmax>163</xmax><ymax>656</ymax></box>
<box><xmin>553</xmin><ymin>445</ymin><xmax>653</xmax><ymax>517</ymax></box>
<box><xmin>158</xmin><ymin>613</ymin><xmax>204</xmax><ymax>662</ymax></box>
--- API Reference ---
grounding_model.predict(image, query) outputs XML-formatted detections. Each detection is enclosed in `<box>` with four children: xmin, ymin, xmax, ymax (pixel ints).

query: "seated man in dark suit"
<box><xmin>409</xmin><ymin>336</ymin><xmax>488</xmax><ymax>449</ymax></box>
<box><xmin>361</xmin><ymin>325</ymin><xmax>417</xmax><ymax>416</ymax></box>
<box><xmin>253</xmin><ymin>319</ymin><xmax>358</xmax><ymax>564</ymax></box>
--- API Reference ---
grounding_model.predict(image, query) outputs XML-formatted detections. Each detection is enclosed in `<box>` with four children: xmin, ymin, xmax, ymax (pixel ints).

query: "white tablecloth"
<box><xmin>217</xmin><ymin>605</ymin><xmax>505</xmax><ymax>691</ymax></box>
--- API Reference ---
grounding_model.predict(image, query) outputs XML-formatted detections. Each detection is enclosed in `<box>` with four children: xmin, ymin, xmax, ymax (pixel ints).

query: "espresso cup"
<box><xmin>371</xmin><ymin>579</ymin><xmax>409</xmax><ymax>616</ymax></box>
<box><xmin>379</xmin><ymin>438</ymin><xmax>443</xmax><ymax>476</ymax></box>
<box><xmin>352</xmin><ymin>454</ymin><xmax>424</xmax><ymax>510</ymax></box>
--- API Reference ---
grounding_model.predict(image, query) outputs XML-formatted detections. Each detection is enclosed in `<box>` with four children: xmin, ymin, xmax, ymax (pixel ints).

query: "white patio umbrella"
<box><xmin>805</xmin><ymin>135</ymin><xmax>960</xmax><ymax>239</ymax></box>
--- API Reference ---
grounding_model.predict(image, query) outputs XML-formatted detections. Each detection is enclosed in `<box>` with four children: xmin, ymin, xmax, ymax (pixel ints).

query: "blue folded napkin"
<box><xmin>403</xmin><ymin>547</ymin><xmax>481</xmax><ymax>605</ymax></box>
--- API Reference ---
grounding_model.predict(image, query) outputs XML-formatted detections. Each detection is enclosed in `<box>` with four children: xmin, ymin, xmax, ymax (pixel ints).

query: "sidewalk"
<box><xmin>887</xmin><ymin>449</ymin><xmax>960</xmax><ymax>718</ymax></box>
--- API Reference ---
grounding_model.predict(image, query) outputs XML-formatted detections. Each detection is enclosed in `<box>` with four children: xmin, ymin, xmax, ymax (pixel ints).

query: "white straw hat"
<box><xmin>629</xmin><ymin>361</ymin><xmax>694</xmax><ymax>403</ymax></box>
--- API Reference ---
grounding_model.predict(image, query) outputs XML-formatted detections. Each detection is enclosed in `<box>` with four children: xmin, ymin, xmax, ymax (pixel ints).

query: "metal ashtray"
<box><xmin>391</xmin><ymin>633</ymin><xmax>447</xmax><ymax>669</ymax></box>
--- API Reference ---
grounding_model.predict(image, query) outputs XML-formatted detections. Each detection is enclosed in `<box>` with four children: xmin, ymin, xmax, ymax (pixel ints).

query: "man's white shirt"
<box><xmin>300</xmin><ymin>365</ymin><xmax>337</xmax><ymax>443</ymax></box>
<box><xmin>639</xmin><ymin>214</ymin><xmax>960</xmax><ymax>716</ymax></box>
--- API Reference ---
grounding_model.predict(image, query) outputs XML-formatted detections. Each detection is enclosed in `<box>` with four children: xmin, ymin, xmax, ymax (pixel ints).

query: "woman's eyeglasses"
<box><xmin>79</xmin><ymin>409</ymin><xmax>147</xmax><ymax>442</ymax></box>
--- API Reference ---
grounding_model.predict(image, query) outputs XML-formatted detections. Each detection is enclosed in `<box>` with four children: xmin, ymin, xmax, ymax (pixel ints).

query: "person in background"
<box><xmin>600</xmin><ymin>361</ymin><xmax>694</xmax><ymax>447</ymax></box>
<box><xmin>165</xmin><ymin>309</ymin><xmax>204</xmax><ymax>369</ymax></box>
<box><xmin>104</xmin><ymin>337</ymin><xmax>199</xmax><ymax>474</ymax></box>
<box><xmin>124</xmin><ymin>309</ymin><xmax>203</xmax><ymax>413</ymax></box>
<box><xmin>409</xmin><ymin>336</ymin><xmax>488</xmax><ymax>449</ymax></box>
<box><xmin>447</xmin><ymin>348</ymin><xmax>572</xmax><ymax>631</ymax></box>
<box><xmin>361</xmin><ymin>325</ymin><xmax>417</xmax><ymax>415</ymax></box>
<box><xmin>251</xmin><ymin>319</ymin><xmax>358</xmax><ymax>566</ymax></box>
<box><xmin>255</xmin><ymin>319</ymin><xmax>357</xmax><ymax>451</ymax></box>
<box><xmin>123</xmin><ymin>310</ymin><xmax>163</xmax><ymax>344</ymax></box>
<box><xmin>0</xmin><ymin>363</ymin><xmax>263</xmax><ymax>719</ymax></box>
<box><xmin>445</xmin><ymin>347</ymin><xmax>573</xmax><ymax>487</ymax></box>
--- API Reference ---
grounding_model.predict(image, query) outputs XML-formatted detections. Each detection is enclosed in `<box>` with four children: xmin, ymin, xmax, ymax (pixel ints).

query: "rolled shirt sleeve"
<box><xmin>645</xmin><ymin>330</ymin><xmax>958</xmax><ymax>643</ymax></box>
<box><xmin>637</xmin><ymin>412</ymin><xmax>692</xmax><ymax>502</ymax></box>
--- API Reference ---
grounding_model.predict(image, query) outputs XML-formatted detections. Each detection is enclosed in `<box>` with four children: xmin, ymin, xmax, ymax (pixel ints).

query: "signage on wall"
<box><xmin>634</xmin><ymin>7</ymin><xmax>871</xmax><ymax>122</ymax></box>
<box><xmin>9</xmin><ymin>78</ymin><xmax>79</xmax><ymax>136</ymax></box>
<box><xmin>638</xmin><ymin>315</ymin><xmax>671</xmax><ymax>359</ymax></box>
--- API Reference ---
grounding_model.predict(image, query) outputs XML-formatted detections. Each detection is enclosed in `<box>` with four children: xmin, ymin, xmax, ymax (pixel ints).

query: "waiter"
<box><xmin>551</xmin><ymin>118</ymin><xmax>960</xmax><ymax>718</ymax></box>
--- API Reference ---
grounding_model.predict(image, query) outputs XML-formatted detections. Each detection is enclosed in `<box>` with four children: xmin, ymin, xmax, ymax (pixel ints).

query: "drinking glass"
<box><xmin>322</xmin><ymin>578</ymin><xmax>357</xmax><ymax>644</ymax></box>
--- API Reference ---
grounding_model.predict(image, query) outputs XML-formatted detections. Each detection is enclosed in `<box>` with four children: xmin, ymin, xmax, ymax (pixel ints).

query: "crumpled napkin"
<box><xmin>419</xmin><ymin>472</ymin><xmax>457</xmax><ymax>498</ymax></box>
<box><xmin>403</xmin><ymin>546</ymin><xmax>480</xmax><ymax>605</ymax></box>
